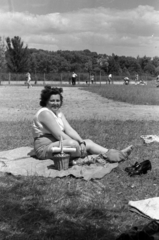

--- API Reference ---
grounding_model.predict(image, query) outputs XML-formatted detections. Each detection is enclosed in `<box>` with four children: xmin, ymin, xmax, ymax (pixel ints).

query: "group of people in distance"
<box><xmin>71</xmin><ymin>72</ymin><xmax>95</xmax><ymax>85</ymax></box>
<box><xmin>25</xmin><ymin>71</ymin><xmax>159</xmax><ymax>88</ymax></box>
<box><xmin>70</xmin><ymin>73</ymin><xmax>157</xmax><ymax>86</ymax></box>
<box><xmin>123</xmin><ymin>74</ymin><xmax>149</xmax><ymax>86</ymax></box>
<box><xmin>71</xmin><ymin>72</ymin><xmax>114</xmax><ymax>85</ymax></box>
<box><xmin>24</xmin><ymin>71</ymin><xmax>115</xmax><ymax>87</ymax></box>
<box><xmin>32</xmin><ymin>86</ymin><xmax>133</xmax><ymax>162</ymax></box>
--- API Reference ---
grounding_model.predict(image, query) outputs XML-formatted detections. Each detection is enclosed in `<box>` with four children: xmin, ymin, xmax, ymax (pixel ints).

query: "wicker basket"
<box><xmin>53</xmin><ymin>153</ymin><xmax>70</xmax><ymax>171</ymax></box>
<box><xmin>52</xmin><ymin>137</ymin><xmax>71</xmax><ymax>171</ymax></box>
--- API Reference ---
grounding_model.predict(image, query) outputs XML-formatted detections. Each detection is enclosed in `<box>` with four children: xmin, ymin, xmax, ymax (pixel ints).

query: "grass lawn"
<box><xmin>1</xmin><ymin>119</ymin><xmax>159</xmax><ymax>239</ymax></box>
<box><xmin>3</xmin><ymin>81</ymin><xmax>159</xmax><ymax>105</ymax></box>
<box><xmin>81</xmin><ymin>83</ymin><xmax>159</xmax><ymax>105</ymax></box>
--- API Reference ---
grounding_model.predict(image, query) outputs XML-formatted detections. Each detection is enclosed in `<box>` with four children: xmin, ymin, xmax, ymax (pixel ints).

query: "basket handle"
<box><xmin>60</xmin><ymin>136</ymin><xmax>64</xmax><ymax>154</ymax></box>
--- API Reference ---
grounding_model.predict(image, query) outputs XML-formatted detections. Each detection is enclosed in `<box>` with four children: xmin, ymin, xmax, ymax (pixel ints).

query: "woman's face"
<box><xmin>46</xmin><ymin>94</ymin><xmax>61</xmax><ymax>113</ymax></box>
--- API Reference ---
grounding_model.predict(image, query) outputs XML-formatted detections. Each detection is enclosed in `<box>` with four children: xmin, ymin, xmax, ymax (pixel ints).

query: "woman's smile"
<box><xmin>46</xmin><ymin>94</ymin><xmax>61</xmax><ymax>113</ymax></box>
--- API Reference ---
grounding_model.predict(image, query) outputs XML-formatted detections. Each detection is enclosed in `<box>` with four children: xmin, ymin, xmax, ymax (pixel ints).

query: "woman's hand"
<box><xmin>80</xmin><ymin>142</ymin><xmax>87</xmax><ymax>158</ymax></box>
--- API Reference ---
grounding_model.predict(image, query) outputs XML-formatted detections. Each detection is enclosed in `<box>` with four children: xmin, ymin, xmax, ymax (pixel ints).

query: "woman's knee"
<box><xmin>67</xmin><ymin>139</ymin><xmax>79</xmax><ymax>148</ymax></box>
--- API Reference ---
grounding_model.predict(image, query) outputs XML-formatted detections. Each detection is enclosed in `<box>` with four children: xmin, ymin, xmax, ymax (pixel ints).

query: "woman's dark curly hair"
<box><xmin>40</xmin><ymin>85</ymin><xmax>63</xmax><ymax>107</ymax></box>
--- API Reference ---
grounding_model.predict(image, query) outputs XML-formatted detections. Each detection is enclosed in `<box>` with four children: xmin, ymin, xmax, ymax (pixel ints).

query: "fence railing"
<box><xmin>0</xmin><ymin>72</ymin><xmax>155</xmax><ymax>85</ymax></box>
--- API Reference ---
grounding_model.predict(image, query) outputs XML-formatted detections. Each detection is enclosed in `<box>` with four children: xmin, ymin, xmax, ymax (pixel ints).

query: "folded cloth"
<box><xmin>129</xmin><ymin>197</ymin><xmax>159</xmax><ymax>222</ymax></box>
<box><xmin>140</xmin><ymin>135</ymin><xmax>159</xmax><ymax>144</ymax></box>
<box><xmin>73</xmin><ymin>150</ymin><xmax>128</xmax><ymax>166</ymax></box>
<box><xmin>0</xmin><ymin>147</ymin><xmax>118</xmax><ymax>181</ymax></box>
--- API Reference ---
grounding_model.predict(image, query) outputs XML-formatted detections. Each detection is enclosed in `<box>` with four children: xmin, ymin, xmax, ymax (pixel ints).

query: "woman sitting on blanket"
<box><xmin>32</xmin><ymin>86</ymin><xmax>133</xmax><ymax>161</ymax></box>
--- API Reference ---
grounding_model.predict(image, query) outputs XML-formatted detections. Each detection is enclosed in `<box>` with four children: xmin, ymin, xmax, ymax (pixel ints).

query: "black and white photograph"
<box><xmin>0</xmin><ymin>0</ymin><xmax>159</xmax><ymax>239</ymax></box>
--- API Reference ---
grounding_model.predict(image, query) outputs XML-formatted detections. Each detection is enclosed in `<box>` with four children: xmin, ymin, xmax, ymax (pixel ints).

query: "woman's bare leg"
<box><xmin>46</xmin><ymin>139</ymin><xmax>81</xmax><ymax>159</ymax></box>
<box><xmin>84</xmin><ymin>139</ymin><xmax>108</xmax><ymax>154</ymax></box>
<box><xmin>84</xmin><ymin>139</ymin><xmax>133</xmax><ymax>156</ymax></box>
<box><xmin>46</xmin><ymin>138</ymin><xmax>133</xmax><ymax>160</ymax></box>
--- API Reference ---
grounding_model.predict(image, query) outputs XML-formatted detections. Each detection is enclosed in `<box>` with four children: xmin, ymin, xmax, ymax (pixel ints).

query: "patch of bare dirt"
<box><xmin>0</xmin><ymin>86</ymin><xmax>159</xmax><ymax>121</ymax></box>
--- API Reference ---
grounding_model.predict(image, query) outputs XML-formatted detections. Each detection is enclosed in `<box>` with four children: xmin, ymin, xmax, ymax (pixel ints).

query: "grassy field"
<box><xmin>82</xmin><ymin>82</ymin><xmax>159</xmax><ymax>105</ymax></box>
<box><xmin>2</xmin><ymin>80</ymin><xmax>159</xmax><ymax>105</ymax></box>
<box><xmin>0</xmin><ymin>87</ymin><xmax>159</xmax><ymax>239</ymax></box>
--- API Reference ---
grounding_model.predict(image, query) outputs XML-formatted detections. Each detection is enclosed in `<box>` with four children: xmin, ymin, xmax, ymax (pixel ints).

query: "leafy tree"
<box><xmin>24</xmin><ymin>48</ymin><xmax>159</xmax><ymax>76</ymax></box>
<box><xmin>85</xmin><ymin>60</ymin><xmax>93</xmax><ymax>73</ymax></box>
<box><xmin>5</xmin><ymin>36</ymin><xmax>29</xmax><ymax>73</ymax></box>
<box><xmin>127</xmin><ymin>59</ymin><xmax>141</xmax><ymax>75</ymax></box>
<box><xmin>122</xmin><ymin>67</ymin><xmax>130</xmax><ymax>76</ymax></box>
<box><xmin>155</xmin><ymin>66</ymin><xmax>159</xmax><ymax>75</ymax></box>
<box><xmin>108</xmin><ymin>56</ymin><xmax>122</xmax><ymax>75</ymax></box>
<box><xmin>144</xmin><ymin>63</ymin><xmax>155</xmax><ymax>75</ymax></box>
<box><xmin>70</xmin><ymin>62</ymin><xmax>81</xmax><ymax>72</ymax></box>
<box><xmin>97</xmin><ymin>55</ymin><xmax>109</xmax><ymax>73</ymax></box>
<box><xmin>29</xmin><ymin>53</ymin><xmax>38</xmax><ymax>74</ymax></box>
<box><xmin>0</xmin><ymin>38</ymin><xmax>6</xmax><ymax>71</ymax></box>
<box><xmin>0</xmin><ymin>36</ymin><xmax>6</xmax><ymax>71</ymax></box>
<box><xmin>119</xmin><ymin>56</ymin><xmax>141</xmax><ymax>75</ymax></box>
<box><xmin>138</xmin><ymin>56</ymin><xmax>151</xmax><ymax>72</ymax></box>
<box><xmin>59</xmin><ymin>59</ymin><xmax>70</xmax><ymax>72</ymax></box>
<box><xmin>152</xmin><ymin>57</ymin><xmax>159</xmax><ymax>68</ymax></box>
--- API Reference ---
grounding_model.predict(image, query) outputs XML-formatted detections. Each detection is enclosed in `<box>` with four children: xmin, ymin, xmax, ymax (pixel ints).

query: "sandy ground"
<box><xmin>0</xmin><ymin>85</ymin><xmax>159</xmax><ymax>121</ymax></box>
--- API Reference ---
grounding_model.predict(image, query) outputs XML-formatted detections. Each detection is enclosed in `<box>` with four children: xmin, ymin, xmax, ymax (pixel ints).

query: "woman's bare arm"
<box><xmin>61</xmin><ymin>113</ymin><xmax>84</xmax><ymax>143</ymax></box>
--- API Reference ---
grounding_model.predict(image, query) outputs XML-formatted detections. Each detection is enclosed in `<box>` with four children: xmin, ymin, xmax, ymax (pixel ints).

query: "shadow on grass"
<box><xmin>0</xmin><ymin>178</ymin><xmax>116</xmax><ymax>240</ymax></box>
<box><xmin>0</xmin><ymin>199</ymin><xmax>116</xmax><ymax>240</ymax></box>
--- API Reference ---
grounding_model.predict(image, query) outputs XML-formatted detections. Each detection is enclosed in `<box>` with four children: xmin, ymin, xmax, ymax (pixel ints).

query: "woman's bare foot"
<box><xmin>121</xmin><ymin>145</ymin><xmax>134</xmax><ymax>158</ymax></box>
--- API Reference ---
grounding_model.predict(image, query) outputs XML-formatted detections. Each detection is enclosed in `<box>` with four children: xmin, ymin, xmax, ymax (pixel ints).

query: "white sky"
<box><xmin>0</xmin><ymin>0</ymin><xmax>159</xmax><ymax>57</ymax></box>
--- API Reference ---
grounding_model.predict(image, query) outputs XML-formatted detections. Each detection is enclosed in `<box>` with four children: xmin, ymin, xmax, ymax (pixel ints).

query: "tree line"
<box><xmin>0</xmin><ymin>36</ymin><xmax>159</xmax><ymax>76</ymax></box>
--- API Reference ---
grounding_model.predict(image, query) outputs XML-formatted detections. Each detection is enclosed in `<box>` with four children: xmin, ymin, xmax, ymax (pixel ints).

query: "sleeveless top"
<box><xmin>32</xmin><ymin>107</ymin><xmax>64</xmax><ymax>139</ymax></box>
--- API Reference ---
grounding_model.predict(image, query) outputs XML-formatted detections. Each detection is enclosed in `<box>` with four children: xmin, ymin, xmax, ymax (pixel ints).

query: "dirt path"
<box><xmin>0</xmin><ymin>86</ymin><xmax>159</xmax><ymax>121</ymax></box>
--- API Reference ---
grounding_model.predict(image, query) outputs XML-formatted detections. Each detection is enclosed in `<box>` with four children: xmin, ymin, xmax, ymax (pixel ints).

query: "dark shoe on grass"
<box><xmin>125</xmin><ymin>162</ymin><xmax>140</xmax><ymax>174</ymax></box>
<box><xmin>125</xmin><ymin>160</ymin><xmax>152</xmax><ymax>176</ymax></box>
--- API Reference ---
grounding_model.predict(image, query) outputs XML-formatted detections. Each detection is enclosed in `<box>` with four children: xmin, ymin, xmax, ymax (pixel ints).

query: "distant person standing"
<box><xmin>34</xmin><ymin>75</ymin><xmax>38</xmax><ymax>85</ymax></box>
<box><xmin>108</xmin><ymin>74</ymin><xmax>113</xmax><ymax>84</ymax></box>
<box><xmin>135</xmin><ymin>74</ymin><xmax>139</xmax><ymax>84</ymax></box>
<box><xmin>90</xmin><ymin>74</ymin><xmax>94</xmax><ymax>84</ymax></box>
<box><xmin>72</xmin><ymin>72</ymin><xmax>77</xmax><ymax>85</ymax></box>
<box><xmin>26</xmin><ymin>72</ymin><xmax>32</xmax><ymax>89</ymax></box>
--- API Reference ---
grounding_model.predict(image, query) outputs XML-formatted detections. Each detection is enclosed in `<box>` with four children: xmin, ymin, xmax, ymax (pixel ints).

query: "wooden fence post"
<box><xmin>60</xmin><ymin>73</ymin><xmax>62</xmax><ymax>85</ymax></box>
<box><xmin>43</xmin><ymin>73</ymin><xmax>45</xmax><ymax>85</ymax></box>
<box><xmin>9</xmin><ymin>73</ymin><xmax>11</xmax><ymax>84</ymax></box>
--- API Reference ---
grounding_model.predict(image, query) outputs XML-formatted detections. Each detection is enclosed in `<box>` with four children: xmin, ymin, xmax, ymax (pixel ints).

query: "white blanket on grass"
<box><xmin>140</xmin><ymin>135</ymin><xmax>159</xmax><ymax>144</ymax></box>
<box><xmin>129</xmin><ymin>197</ymin><xmax>159</xmax><ymax>222</ymax></box>
<box><xmin>0</xmin><ymin>147</ymin><xmax>118</xmax><ymax>181</ymax></box>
